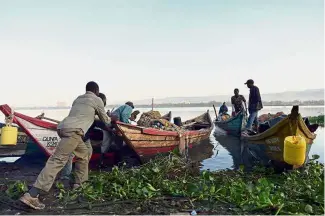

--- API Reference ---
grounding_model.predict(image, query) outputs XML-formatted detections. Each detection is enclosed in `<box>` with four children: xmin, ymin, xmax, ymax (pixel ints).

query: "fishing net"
<box><xmin>137</xmin><ymin>111</ymin><xmax>181</xmax><ymax>131</ymax></box>
<box><xmin>258</xmin><ymin>112</ymin><xmax>285</xmax><ymax>123</ymax></box>
<box><xmin>150</xmin><ymin>119</ymin><xmax>181</xmax><ymax>131</ymax></box>
<box><xmin>137</xmin><ymin>111</ymin><xmax>162</xmax><ymax>127</ymax></box>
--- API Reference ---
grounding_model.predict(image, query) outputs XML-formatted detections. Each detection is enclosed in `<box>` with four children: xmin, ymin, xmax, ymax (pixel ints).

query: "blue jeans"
<box><xmin>60</xmin><ymin>153</ymin><xmax>74</xmax><ymax>180</ymax></box>
<box><xmin>246</xmin><ymin>110</ymin><xmax>258</xmax><ymax>130</ymax></box>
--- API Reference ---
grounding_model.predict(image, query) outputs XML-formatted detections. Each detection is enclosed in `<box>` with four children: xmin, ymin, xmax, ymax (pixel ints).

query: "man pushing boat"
<box><xmin>60</xmin><ymin>92</ymin><xmax>111</xmax><ymax>182</ymax></box>
<box><xmin>19</xmin><ymin>81</ymin><xmax>114</xmax><ymax>210</ymax></box>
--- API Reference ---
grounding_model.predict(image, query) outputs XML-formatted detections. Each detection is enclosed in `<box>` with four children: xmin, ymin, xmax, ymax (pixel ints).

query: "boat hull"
<box><xmin>214</xmin><ymin>111</ymin><xmax>246</xmax><ymax>136</ymax></box>
<box><xmin>241</xmin><ymin>106</ymin><xmax>316</xmax><ymax>168</ymax></box>
<box><xmin>0</xmin><ymin>105</ymin><xmax>114</xmax><ymax>163</ymax></box>
<box><xmin>116</xmin><ymin>111</ymin><xmax>213</xmax><ymax>162</ymax></box>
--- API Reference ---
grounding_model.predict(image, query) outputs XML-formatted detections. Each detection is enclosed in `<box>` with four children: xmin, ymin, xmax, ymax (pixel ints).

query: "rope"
<box><xmin>5</xmin><ymin>109</ymin><xmax>14</xmax><ymax>127</ymax></box>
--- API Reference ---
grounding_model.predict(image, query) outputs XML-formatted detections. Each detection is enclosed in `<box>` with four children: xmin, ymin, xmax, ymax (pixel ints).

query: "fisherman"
<box><xmin>19</xmin><ymin>81</ymin><xmax>114</xmax><ymax>210</ymax></box>
<box><xmin>60</xmin><ymin>93</ymin><xmax>111</xmax><ymax>183</ymax></box>
<box><xmin>244</xmin><ymin>79</ymin><xmax>263</xmax><ymax>131</ymax></box>
<box><xmin>111</xmin><ymin>101</ymin><xmax>135</xmax><ymax>123</ymax></box>
<box><xmin>218</xmin><ymin>102</ymin><xmax>228</xmax><ymax>115</ymax></box>
<box><xmin>231</xmin><ymin>88</ymin><xmax>247</xmax><ymax>116</ymax></box>
<box><xmin>99</xmin><ymin>102</ymin><xmax>139</xmax><ymax>166</ymax></box>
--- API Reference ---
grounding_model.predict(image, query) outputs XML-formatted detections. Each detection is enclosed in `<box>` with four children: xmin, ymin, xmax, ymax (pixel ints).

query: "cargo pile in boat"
<box><xmin>137</xmin><ymin>111</ymin><xmax>180</xmax><ymax>131</ymax></box>
<box><xmin>137</xmin><ymin>111</ymin><xmax>162</xmax><ymax>127</ymax></box>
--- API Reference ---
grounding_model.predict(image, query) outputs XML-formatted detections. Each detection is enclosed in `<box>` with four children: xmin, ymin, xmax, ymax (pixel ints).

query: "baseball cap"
<box><xmin>125</xmin><ymin>101</ymin><xmax>134</xmax><ymax>109</ymax></box>
<box><xmin>244</xmin><ymin>79</ymin><xmax>254</xmax><ymax>85</ymax></box>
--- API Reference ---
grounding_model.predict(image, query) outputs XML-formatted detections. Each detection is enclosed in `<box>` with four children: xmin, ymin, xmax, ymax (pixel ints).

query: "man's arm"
<box><xmin>94</xmin><ymin>97</ymin><xmax>111</xmax><ymax>124</ymax></box>
<box><xmin>256</xmin><ymin>87</ymin><xmax>263</xmax><ymax>108</ymax></box>
<box><xmin>241</xmin><ymin>95</ymin><xmax>248</xmax><ymax>111</ymax></box>
<box><xmin>231</xmin><ymin>97</ymin><xmax>236</xmax><ymax>114</ymax></box>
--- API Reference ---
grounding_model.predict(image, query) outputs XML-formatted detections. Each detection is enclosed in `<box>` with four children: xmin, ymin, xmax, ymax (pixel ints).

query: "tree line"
<box><xmin>108</xmin><ymin>100</ymin><xmax>324</xmax><ymax>108</ymax></box>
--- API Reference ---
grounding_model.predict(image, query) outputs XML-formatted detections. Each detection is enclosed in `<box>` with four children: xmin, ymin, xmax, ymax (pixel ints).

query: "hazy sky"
<box><xmin>0</xmin><ymin>0</ymin><xmax>324</xmax><ymax>107</ymax></box>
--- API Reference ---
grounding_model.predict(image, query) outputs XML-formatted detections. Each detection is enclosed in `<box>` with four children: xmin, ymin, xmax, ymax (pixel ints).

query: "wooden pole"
<box><xmin>212</xmin><ymin>104</ymin><xmax>218</xmax><ymax>119</ymax></box>
<box><xmin>152</xmin><ymin>98</ymin><xmax>154</xmax><ymax>111</ymax></box>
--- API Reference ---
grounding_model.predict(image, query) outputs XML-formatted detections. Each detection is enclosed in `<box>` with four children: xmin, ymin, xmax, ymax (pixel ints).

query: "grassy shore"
<box><xmin>1</xmin><ymin>154</ymin><xmax>324</xmax><ymax>215</ymax></box>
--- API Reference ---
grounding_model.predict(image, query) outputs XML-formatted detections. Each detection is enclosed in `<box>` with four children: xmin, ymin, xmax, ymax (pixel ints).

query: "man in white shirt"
<box><xmin>20</xmin><ymin>81</ymin><xmax>112</xmax><ymax>210</ymax></box>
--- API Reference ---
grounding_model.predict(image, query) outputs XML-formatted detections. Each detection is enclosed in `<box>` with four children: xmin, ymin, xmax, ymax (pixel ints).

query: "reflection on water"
<box><xmin>198</xmin><ymin>125</ymin><xmax>324</xmax><ymax>171</ymax></box>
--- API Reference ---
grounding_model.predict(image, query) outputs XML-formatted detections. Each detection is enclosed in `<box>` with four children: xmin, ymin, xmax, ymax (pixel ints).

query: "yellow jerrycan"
<box><xmin>283</xmin><ymin>135</ymin><xmax>306</xmax><ymax>166</ymax></box>
<box><xmin>0</xmin><ymin>125</ymin><xmax>18</xmax><ymax>145</ymax></box>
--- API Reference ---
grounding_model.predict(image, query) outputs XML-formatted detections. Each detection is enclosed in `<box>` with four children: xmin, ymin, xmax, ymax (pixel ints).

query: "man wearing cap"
<box><xmin>111</xmin><ymin>101</ymin><xmax>135</xmax><ymax>123</ymax></box>
<box><xmin>99</xmin><ymin>102</ymin><xmax>137</xmax><ymax>165</ymax></box>
<box><xmin>244</xmin><ymin>79</ymin><xmax>263</xmax><ymax>131</ymax></box>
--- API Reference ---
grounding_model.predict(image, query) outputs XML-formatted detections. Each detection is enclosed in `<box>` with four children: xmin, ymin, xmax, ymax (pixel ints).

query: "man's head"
<box><xmin>125</xmin><ymin>101</ymin><xmax>134</xmax><ymax>109</ymax></box>
<box><xmin>223</xmin><ymin>102</ymin><xmax>226</xmax><ymax>105</ymax></box>
<box><xmin>98</xmin><ymin>93</ymin><xmax>107</xmax><ymax>107</ymax></box>
<box><xmin>234</xmin><ymin>88</ymin><xmax>239</xmax><ymax>96</ymax></box>
<box><xmin>86</xmin><ymin>81</ymin><xmax>99</xmax><ymax>96</ymax></box>
<box><xmin>244</xmin><ymin>79</ymin><xmax>254</xmax><ymax>88</ymax></box>
<box><xmin>130</xmin><ymin>110</ymin><xmax>140</xmax><ymax>121</ymax></box>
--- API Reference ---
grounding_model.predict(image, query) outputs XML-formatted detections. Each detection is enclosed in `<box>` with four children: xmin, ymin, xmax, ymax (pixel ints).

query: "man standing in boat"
<box><xmin>244</xmin><ymin>79</ymin><xmax>263</xmax><ymax>131</ymax></box>
<box><xmin>19</xmin><ymin>81</ymin><xmax>114</xmax><ymax>210</ymax></box>
<box><xmin>231</xmin><ymin>88</ymin><xmax>247</xmax><ymax>116</ymax></box>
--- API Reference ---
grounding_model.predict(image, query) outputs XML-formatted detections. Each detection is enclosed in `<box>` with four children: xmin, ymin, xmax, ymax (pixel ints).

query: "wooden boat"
<box><xmin>241</xmin><ymin>106</ymin><xmax>317</xmax><ymax>168</ymax></box>
<box><xmin>0</xmin><ymin>104</ymin><xmax>115</xmax><ymax>162</ymax></box>
<box><xmin>0</xmin><ymin>111</ymin><xmax>172</xmax><ymax>147</ymax></box>
<box><xmin>0</xmin><ymin>104</ymin><xmax>173</xmax><ymax>163</ymax></box>
<box><xmin>214</xmin><ymin>111</ymin><xmax>246</xmax><ymax>136</ymax></box>
<box><xmin>115</xmin><ymin>110</ymin><xmax>214</xmax><ymax>162</ymax></box>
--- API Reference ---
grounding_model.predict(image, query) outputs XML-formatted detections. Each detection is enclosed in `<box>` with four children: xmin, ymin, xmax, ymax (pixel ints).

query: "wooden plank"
<box><xmin>127</xmin><ymin>133</ymin><xmax>177</xmax><ymax>141</ymax></box>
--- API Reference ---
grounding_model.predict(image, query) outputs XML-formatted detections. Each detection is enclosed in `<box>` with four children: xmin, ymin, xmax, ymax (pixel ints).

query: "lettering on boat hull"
<box><xmin>43</xmin><ymin>136</ymin><xmax>59</xmax><ymax>148</ymax></box>
<box><xmin>265</xmin><ymin>137</ymin><xmax>282</xmax><ymax>152</ymax></box>
<box><xmin>265</xmin><ymin>137</ymin><xmax>280</xmax><ymax>145</ymax></box>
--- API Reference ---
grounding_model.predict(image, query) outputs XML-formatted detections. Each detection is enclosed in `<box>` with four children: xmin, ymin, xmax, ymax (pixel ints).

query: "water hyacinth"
<box><xmin>51</xmin><ymin>154</ymin><xmax>324</xmax><ymax>215</ymax></box>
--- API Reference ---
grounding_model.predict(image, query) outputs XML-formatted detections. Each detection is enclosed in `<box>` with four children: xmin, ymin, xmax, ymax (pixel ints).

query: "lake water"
<box><xmin>0</xmin><ymin>106</ymin><xmax>324</xmax><ymax>170</ymax></box>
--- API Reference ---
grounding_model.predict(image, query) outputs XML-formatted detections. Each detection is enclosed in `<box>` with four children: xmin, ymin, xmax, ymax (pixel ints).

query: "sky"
<box><xmin>0</xmin><ymin>0</ymin><xmax>324</xmax><ymax>107</ymax></box>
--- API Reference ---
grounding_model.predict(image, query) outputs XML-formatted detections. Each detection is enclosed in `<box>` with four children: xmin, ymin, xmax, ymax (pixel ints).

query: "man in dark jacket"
<box><xmin>219</xmin><ymin>102</ymin><xmax>228</xmax><ymax>115</ymax></box>
<box><xmin>244</xmin><ymin>79</ymin><xmax>263</xmax><ymax>130</ymax></box>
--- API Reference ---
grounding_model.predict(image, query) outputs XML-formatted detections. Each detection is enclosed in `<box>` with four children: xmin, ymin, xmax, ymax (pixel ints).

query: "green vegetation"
<box><xmin>53</xmin><ymin>154</ymin><xmax>323</xmax><ymax>215</ymax></box>
<box><xmin>3</xmin><ymin>154</ymin><xmax>324</xmax><ymax>214</ymax></box>
<box><xmin>308</xmin><ymin>115</ymin><xmax>324</xmax><ymax>127</ymax></box>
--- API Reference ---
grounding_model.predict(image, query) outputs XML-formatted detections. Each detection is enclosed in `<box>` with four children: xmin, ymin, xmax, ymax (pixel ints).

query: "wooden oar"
<box><xmin>212</xmin><ymin>104</ymin><xmax>218</xmax><ymax>119</ymax></box>
<box><xmin>36</xmin><ymin>113</ymin><xmax>60</xmax><ymax>123</ymax></box>
<box><xmin>41</xmin><ymin>116</ymin><xmax>61</xmax><ymax>124</ymax></box>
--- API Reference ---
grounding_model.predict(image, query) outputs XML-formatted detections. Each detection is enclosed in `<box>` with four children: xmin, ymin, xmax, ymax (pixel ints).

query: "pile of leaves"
<box><xmin>50</xmin><ymin>154</ymin><xmax>325</xmax><ymax>215</ymax></box>
<box><xmin>308</xmin><ymin>115</ymin><xmax>324</xmax><ymax>127</ymax></box>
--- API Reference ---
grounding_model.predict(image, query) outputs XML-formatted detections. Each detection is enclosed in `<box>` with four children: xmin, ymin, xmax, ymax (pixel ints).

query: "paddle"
<box><xmin>212</xmin><ymin>104</ymin><xmax>218</xmax><ymax>119</ymax></box>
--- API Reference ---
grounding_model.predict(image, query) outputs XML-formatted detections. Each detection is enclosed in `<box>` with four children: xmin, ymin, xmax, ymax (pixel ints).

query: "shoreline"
<box><xmin>12</xmin><ymin>104</ymin><xmax>325</xmax><ymax>110</ymax></box>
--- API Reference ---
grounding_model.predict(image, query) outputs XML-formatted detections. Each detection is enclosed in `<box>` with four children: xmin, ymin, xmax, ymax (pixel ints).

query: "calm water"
<box><xmin>0</xmin><ymin>106</ymin><xmax>324</xmax><ymax>170</ymax></box>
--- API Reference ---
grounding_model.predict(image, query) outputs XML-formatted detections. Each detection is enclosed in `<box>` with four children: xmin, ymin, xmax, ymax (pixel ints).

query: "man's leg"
<box><xmin>72</xmin><ymin>140</ymin><xmax>90</xmax><ymax>186</ymax></box>
<box><xmin>60</xmin><ymin>153</ymin><xmax>74</xmax><ymax>181</ymax></box>
<box><xmin>84</xmin><ymin>139</ymin><xmax>93</xmax><ymax>161</ymax></box>
<box><xmin>253</xmin><ymin>111</ymin><xmax>259</xmax><ymax>130</ymax></box>
<box><xmin>246</xmin><ymin>110</ymin><xmax>258</xmax><ymax>130</ymax></box>
<box><xmin>99</xmin><ymin>131</ymin><xmax>113</xmax><ymax>166</ymax></box>
<box><xmin>20</xmin><ymin>129</ymin><xmax>83</xmax><ymax>210</ymax></box>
